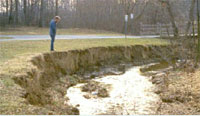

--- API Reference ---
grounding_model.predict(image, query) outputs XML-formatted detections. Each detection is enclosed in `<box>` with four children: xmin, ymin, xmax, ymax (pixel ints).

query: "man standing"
<box><xmin>50</xmin><ymin>16</ymin><xmax>61</xmax><ymax>51</ymax></box>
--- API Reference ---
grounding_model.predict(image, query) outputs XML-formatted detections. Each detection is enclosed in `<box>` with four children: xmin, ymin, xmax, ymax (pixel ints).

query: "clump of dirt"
<box><xmin>97</xmin><ymin>88</ymin><xmax>109</xmax><ymax>97</ymax></box>
<box><xmin>81</xmin><ymin>81</ymin><xmax>110</xmax><ymax>98</ymax></box>
<box><xmin>82</xmin><ymin>81</ymin><xmax>99</xmax><ymax>92</ymax></box>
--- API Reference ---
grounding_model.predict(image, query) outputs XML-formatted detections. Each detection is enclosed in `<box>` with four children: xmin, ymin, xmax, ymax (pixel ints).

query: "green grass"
<box><xmin>0</xmin><ymin>27</ymin><xmax>123</xmax><ymax>35</ymax></box>
<box><xmin>0</xmin><ymin>38</ymin><xmax>169</xmax><ymax>64</ymax></box>
<box><xmin>0</xmin><ymin>37</ymin><xmax>13</xmax><ymax>39</ymax></box>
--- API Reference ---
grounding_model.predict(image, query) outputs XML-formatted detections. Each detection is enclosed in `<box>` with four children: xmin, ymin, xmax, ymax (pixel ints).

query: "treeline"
<box><xmin>0</xmin><ymin>0</ymin><xmax>59</xmax><ymax>27</ymax></box>
<box><xmin>0</xmin><ymin>0</ymin><xmax>199</xmax><ymax>35</ymax></box>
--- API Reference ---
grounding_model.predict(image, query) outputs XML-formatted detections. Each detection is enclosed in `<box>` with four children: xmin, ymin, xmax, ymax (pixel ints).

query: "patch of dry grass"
<box><xmin>158</xmin><ymin>69</ymin><xmax>200</xmax><ymax>115</ymax></box>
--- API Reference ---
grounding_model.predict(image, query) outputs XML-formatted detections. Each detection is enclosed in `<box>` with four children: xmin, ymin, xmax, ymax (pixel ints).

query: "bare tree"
<box><xmin>185</xmin><ymin>0</ymin><xmax>195</xmax><ymax>36</ymax></box>
<box><xmin>197</xmin><ymin>0</ymin><xmax>200</xmax><ymax>62</ymax></box>
<box><xmin>15</xmin><ymin>0</ymin><xmax>19</xmax><ymax>24</ymax></box>
<box><xmin>6</xmin><ymin>0</ymin><xmax>9</xmax><ymax>16</ymax></box>
<box><xmin>164</xmin><ymin>1</ymin><xmax>179</xmax><ymax>37</ymax></box>
<box><xmin>55</xmin><ymin>0</ymin><xmax>58</xmax><ymax>15</ymax></box>
<box><xmin>39</xmin><ymin>0</ymin><xmax>44</xmax><ymax>27</ymax></box>
<box><xmin>9</xmin><ymin>0</ymin><xmax>13</xmax><ymax>24</ymax></box>
<box><xmin>24</xmin><ymin>0</ymin><xmax>27</xmax><ymax>25</ymax></box>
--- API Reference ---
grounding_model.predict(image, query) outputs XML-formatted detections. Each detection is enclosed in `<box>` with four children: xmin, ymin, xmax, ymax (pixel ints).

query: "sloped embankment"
<box><xmin>14</xmin><ymin>45</ymin><xmax>176</xmax><ymax>115</ymax></box>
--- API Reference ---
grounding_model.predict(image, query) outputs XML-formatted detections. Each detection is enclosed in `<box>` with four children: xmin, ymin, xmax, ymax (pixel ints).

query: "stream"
<box><xmin>65</xmin><ymin>65</ymin><xmax>161</xmax><ymax>115</ymax></box>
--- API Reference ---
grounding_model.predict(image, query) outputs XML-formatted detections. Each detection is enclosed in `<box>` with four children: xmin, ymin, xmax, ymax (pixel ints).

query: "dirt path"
<box><xmin>66</xmin><ymin>66</ymin><xmax>161</xmax><ymax>115</ymax></box>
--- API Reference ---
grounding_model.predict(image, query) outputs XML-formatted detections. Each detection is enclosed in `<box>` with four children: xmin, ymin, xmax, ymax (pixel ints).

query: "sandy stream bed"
<box><xmin>66</xmin><ymin>65</ymin><xmax>161</xmax><ymax>115</ymax></box>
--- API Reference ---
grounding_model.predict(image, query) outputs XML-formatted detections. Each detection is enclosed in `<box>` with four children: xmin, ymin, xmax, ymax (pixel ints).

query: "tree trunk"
<box><xmin>6</xmin><ymin>0</ymin><xmax>9</xmax><ymax>16</ymax></box>
<box><xmin>15</xmin><ymin>0</ymin><xmax>19</xmax><ymax>25</ymax></box>
<box><xmin>55</xmin><ymin>0</ymin><xmax>58</xmax><ymax>15</ymax></box>
<box><xmin>9</xmin><ymin>0</ymin><xmax>13</xmax><ymax>24</ymax></box>
<box><xmin>185</xmin><ymin>0</ymin><xmax>195</xmax><ymax>36</ymax></box>
<box><xmin>24</xmin><ymin>0</ymin><xmax>27</xmax><ymax>25</ymax></box>
<box><xmin>165</xmin><ymin>1</ymin><xmax>179</xmax><ymax>37</ymax></box>
<box><xmin>39</xmin><ymin>0</ymin><xmax>44</xmax><ymax>27</ymax></box>
<box><xmin>197</xmin><ymin>0</ymin><xmax>200</xmax><ymax>62</ymax></box>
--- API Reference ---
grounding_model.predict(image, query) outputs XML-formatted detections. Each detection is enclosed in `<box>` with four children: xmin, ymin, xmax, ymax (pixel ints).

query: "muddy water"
<box><xmin>66</xmin><ymin>66</ymin><xmax>161</xmax><ymax>115</ymax></box>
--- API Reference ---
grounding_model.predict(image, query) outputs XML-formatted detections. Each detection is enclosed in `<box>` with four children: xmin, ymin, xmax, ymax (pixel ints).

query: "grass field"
<box><xmin>0</xmin><ymin>27</ymin><xmax>123</xmax><ymax>35</ymax></box>
<box><xmin>0</xmin><ymin>38</ymin><xmax>169</xmax><ymax>64</ymax></box>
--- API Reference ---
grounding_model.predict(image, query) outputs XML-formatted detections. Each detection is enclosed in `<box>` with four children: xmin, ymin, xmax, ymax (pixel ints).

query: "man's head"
<box><xmin>54</xmin><ymin>16</ymin><xmax>61</xmax><ymax>23</ymax></box>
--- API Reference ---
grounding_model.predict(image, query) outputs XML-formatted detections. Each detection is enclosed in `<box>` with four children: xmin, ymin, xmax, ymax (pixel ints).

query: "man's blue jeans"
<box><xmin>50</xmin><ymin>34</ymin><xmax>55</xmax><ymax>51</ymax></box>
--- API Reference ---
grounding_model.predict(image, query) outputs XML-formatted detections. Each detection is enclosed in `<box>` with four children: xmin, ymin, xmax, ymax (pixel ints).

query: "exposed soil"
<box><xmin>13</xmin><ymin>45</ymin><xmax>174</xmax><ymax>107</ymax></box>
<box><xmin>158</xmin><ymin>70</ymin><xmax>200</xmax><ymax>115</ymax></box>
<box><xmin>81</xmin><ymin>81</ymin><xmax>110</xmax><ymax>98</ymax></box>
<box><xmin>141</xmin><ymin>62</ymin><xmax>200</xmax><ymax>115</ymax></box>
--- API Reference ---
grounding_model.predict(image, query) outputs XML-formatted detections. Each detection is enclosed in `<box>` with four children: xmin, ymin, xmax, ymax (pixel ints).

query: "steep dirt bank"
<box><xmin>12</xmin><ymin>45</ymin><xmax>176</xmax><ymax>114</ymax></box>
